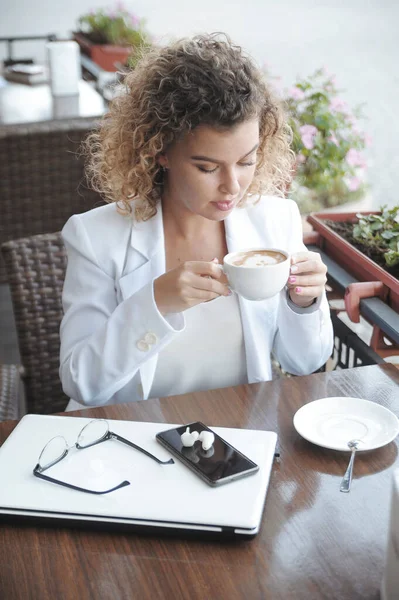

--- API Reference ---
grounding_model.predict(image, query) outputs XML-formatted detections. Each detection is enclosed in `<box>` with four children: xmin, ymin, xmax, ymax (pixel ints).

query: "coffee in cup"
<box><xmin>229</xmin><ymin>249</ymin><xmax>287</xmax><ymax>268</ymax></box>
<box><xmin>220</xmin><ymin>247</ymin><xmax>290</xmax><ymax>301</ymax></box>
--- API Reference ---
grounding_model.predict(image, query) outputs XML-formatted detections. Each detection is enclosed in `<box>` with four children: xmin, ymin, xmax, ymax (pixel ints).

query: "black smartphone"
<box><xmin>156</xmin><ymin>422</ymin><xmax>259</xmax><ymax>487</ymax></box>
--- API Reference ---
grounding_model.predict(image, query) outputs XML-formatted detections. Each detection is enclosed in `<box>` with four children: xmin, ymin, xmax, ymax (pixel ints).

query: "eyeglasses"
<box><xmin>33</xmin><ymin>419</ymin><xmax>174</xmax><ymax>495</ymax></box>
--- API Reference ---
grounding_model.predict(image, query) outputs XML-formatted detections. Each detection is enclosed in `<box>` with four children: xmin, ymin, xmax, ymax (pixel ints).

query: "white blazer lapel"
<box><xmin>119</xmin><ymin>206</ymin><xmax>165</xmax><ymax>297</ymax></box>
<box><xmin>119</xmin><ymin>206</ymin><xmax>166</xmax><ymax>400</ymax></box>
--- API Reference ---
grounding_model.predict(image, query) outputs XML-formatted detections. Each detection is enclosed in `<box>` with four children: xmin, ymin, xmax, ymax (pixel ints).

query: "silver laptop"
<box><xmin>0</xmin><ymin>415</ymin><xmax>277</xmax><ymax>538</ymax></box>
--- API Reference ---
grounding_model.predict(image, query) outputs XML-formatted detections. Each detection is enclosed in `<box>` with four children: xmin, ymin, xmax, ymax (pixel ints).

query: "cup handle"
<box><xmin>214</xmin><ymin>263</ymin><xmax>235</xmax><ymax>294</ymax></box>
<box><xmin>214</xmin><ymin>263</ymin><xmax>225</xmax><ymax>274</ymax></box>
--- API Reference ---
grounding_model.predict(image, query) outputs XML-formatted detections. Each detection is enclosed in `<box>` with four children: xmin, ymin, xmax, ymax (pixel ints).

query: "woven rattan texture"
<box><xmin>2</xmin><ymin>233</ymin><xmax>69</xmax><ymax>414</ymax></box>
<box><xmin>0</xmin><ymin>121</ymin><xmax>105</xmax><ymax>282</ymax></box>
<box><xmin>0</xmin><ymin>364</ymin><xmax>20</xmax><ymax>421</ymax></box>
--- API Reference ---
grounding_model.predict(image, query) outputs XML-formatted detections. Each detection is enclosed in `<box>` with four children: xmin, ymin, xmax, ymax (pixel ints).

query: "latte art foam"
<box><xmin>230</xmin><ymin>250</ymin><xmax>286</xmax><ymax>268</ymax></box>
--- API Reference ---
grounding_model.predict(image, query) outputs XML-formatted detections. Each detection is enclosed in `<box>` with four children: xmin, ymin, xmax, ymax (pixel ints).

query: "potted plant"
<box><xmin>307</xmin><ymin>205</ymin><xmax>399</xmax><ymax>313</ymax></box>
<box><xmin>74</xmin><ymin>3</ymin><xmax>151</xmax><ymax>72</ymax></box>
<box><xmin>279</xmin><ymin>67</ymin><xmax>371</xmax><ymax>214</ymax></box>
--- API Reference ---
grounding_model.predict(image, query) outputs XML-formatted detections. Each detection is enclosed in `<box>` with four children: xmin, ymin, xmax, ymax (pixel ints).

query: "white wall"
<box><xmin>1</xmin><ymin>0</ymin><xmax>399</xmax><ymax>208</ymax></box>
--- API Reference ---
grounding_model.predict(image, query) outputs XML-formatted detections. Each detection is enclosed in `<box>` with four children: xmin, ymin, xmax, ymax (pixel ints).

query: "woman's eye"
<box><xmin>197</xmin><ymin>161</ymin><xmax>255</xmax><ymax>173</ymax></box>
<box><xmin>197</xmin><ymin>166</ymin><xmax>218</xmax><ymax>173</ymax></box>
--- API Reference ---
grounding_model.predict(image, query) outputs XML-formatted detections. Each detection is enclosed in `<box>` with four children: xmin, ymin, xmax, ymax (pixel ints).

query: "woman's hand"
<box><xmin>154</xmin><ymin>260</ymin><xmax>229</xmax><ymax>315</ymax></box>
<box><xmin>286</xmin><ymin>251</ymin><xmax>327</xmax><ymax>308</ymax></box>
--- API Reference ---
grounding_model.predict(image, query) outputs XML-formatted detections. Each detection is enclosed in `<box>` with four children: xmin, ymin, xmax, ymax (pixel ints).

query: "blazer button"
<box><xmin>136</xmin><ymin>340</ymin><xmax>150</xmax><ymax>352</ymax></box>
<box><xmin>144</xmin><ymin>332</ymin><xmax>158</xmax><ymax>345</ymax></box>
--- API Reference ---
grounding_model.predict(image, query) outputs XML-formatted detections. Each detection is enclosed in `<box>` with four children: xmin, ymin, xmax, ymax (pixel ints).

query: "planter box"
<box><xmin>307</xmin><ymin>211</ymin><xmax>399</xmax><ymax>314</ymax></box>
<box><xmin>73</xmin><ymin>32</ymin><xmax>131</xmax><ymax>72</ymax></box>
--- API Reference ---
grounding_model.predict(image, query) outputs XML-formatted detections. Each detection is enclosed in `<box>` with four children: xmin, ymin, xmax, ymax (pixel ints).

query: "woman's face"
<box><xmin>160</xmin><ymin>119</ymin><xmax>259</xmax><ymax>221</ymax></box>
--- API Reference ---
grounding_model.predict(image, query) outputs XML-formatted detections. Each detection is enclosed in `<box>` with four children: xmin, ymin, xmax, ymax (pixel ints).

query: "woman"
<box><xmin>60</xmin><ymin>33</ymin><xmax>333</xmax><ymax>409</ymax></box>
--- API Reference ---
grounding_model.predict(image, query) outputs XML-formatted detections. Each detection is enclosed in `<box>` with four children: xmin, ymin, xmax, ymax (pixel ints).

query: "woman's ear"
<box><xmin>158</xmin><ymin>154</ymin><xmax>169</xmax><ymax>169</ymax></box>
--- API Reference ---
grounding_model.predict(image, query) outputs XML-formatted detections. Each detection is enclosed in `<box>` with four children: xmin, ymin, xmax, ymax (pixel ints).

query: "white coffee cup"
<box><xmin>219</xmin><ymin>247</ymin><xmax>290</xmax><ymax>301</ymax></box>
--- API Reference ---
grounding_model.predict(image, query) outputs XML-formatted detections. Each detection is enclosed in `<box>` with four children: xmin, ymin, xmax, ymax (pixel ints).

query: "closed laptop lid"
<box><xmin>0</xmin><ymin>415</ymin><xmax>277</xmax><ymax>536</ymax></box>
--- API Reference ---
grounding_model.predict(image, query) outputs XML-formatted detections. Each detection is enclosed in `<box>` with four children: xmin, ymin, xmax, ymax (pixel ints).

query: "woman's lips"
<box><xmin>212</xmin><ymin>200</ymin><xmax>236</xmax><ymax>212</ymax></box>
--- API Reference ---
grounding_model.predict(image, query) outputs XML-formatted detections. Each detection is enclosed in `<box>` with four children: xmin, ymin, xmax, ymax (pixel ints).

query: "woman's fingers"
<box><xmin>188</xmin><ymin>272</ymin><xmax>230</xmax><ymax>297</ymax></box>
<box><xmin>154</xmin><ymin>260</ymin><xmax>230</xmax><ymax>315</ymax></box>
<box><xmin>189</xmin><ymin>288</ymin><xmax>224</xmax><ymax>302</ymax></box>
<box><xmin>289</xmin><ymin>286</ymin><xmax>323</xmax><ymax>299</ymax></box>
<box><xmin>290</xmin><ymin>252</ymin><xmax>327</xmax><ymax>276</ymax></box>
<box><xmin>180</xmin><ymin>262</ymin><xmax>229</xmax><ymax>296</ymax></box>
<box><xmin>189</xmin><ymin>261</ymin><xmax>224</xmax><ymax>279</ymax></box>
<box><xmin>287</xmin><ymin>273</ymin><xmax>327</xmax><ymax>288</ymax></box>
<box><xmin>288</xmin><ymin>251</ymin><xmax>327</xmax><ymax>305</ymax></box>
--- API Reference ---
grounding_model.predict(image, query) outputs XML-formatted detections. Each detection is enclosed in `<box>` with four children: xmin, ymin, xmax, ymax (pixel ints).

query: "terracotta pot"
<box><xmin>73</xmin><ymin>31</ymin><xmax>132</xmax><ymax>72</ymax></box>
<box><xmin>307</xmin><ymin>211</ymin><xmax>399</xmax><ymax>314</ymax></box>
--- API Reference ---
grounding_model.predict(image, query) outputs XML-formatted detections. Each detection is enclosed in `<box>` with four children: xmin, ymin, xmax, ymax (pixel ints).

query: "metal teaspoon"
<box><xmin>340</xmin><ymin>439</ymin><xmax>361</xmax><ymax>493</ymax></box>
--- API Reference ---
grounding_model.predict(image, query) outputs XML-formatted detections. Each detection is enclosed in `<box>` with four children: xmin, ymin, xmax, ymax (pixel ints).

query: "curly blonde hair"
<box><xmin>85</xmin><ymin>33</ymin><xmax>294</xmax><ymax>221</ymax></box>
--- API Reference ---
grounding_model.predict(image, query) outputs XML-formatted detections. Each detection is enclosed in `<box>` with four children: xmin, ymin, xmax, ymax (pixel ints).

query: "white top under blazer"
<box><xmin>60</xmin><ymin>196</ymin><xmax>334</xmax><ymax>408</ymax></box>
<box><xmin>150</xmin><ymin>293</ymin><xmax>247</xmax><ymax>399</ymax></box>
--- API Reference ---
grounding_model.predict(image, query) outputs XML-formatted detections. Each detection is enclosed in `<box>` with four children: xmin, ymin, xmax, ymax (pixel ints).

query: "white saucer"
<box><xmin>293</xmin><ymin>397</ymin><xmax>399</xmax><ymax>451</ymax></box>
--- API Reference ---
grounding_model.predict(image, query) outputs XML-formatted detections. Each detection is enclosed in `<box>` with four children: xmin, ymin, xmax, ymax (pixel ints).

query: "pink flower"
<box><xmin>296</xmin><ymin>153</ymin><xmax>306</xmax><ymax>164</ymax></box>
<box><xmin>130</xmin><ymin>14</ymin><xmax>140</xmax><ymax>27</ymax></box>
<box><xmin>347</xmin><ymin>177</ymin><xmax>361</xmax><ymax>192</ymax></box>
<box><xmin>329</xmin><ymin>97</ymin><xmax>349</xmax><ymax>113</ymax></box>
<box><xmin>288</xmin><ymin>86</ymin><xmax>305</xmax><ymax>101</ymax></box>
<box><xmin>328</xmin><ymin>132</ymin><xmax>339</xmax><ymax>146</ymax></box>
<box><xmin>346</xmin><ymin>148</ymin><xmax>366</xmax><ymax>168</ymax></box>
<box><xmin>346</xmin><ymin>114</ymin><xmax>357</xmax><ymax>127</ymax></box>
<box><xmin>299</xmin><ymin>125</ymin><xmax>318</xmax><ymax>150</ymax></box>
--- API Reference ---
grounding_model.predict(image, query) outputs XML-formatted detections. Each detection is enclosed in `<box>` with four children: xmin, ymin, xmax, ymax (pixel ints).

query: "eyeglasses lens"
<box><xmin>77</xmin><ymin>420</ymin><xmax>109</xmax><ymax>448</ymax></box>
<box><xmin>38</xmin><ymin>436</ymin><xmax>68</xmax><ymax>470</ymax></box>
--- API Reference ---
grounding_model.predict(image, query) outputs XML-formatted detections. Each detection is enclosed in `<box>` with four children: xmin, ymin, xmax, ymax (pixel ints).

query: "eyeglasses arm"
<box><xmin>109</xmin><ymin>432</ymin><xmax>174</xmax><ymax>465</ymax></box>
<box><xmin>33</xmin><ymin>466</ymin><xmax>130</xmax><ymax>495</ymax></box>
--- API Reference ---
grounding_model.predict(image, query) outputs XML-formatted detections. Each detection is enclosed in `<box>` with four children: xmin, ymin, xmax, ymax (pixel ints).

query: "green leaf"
<box><xmin>381</xmin><ymin>230</ymin><xmax>396</xmax><ymax>240</ymax></box>
<box><xmin>385</xmin><ymin>250</ymin><xmax>399</xmax><ymax>267</ymax></box>
<box><xmin>370</xmin><ymin>221</ymin><xmax>383</xmax><ymax>231</ymax></box>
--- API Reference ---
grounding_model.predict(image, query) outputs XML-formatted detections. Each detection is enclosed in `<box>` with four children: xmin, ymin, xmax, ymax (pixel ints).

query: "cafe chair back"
<box><xmin>0</xmin><ymin>118</ymin><xmax>105</xmax><ymax>283</ymax></box>
<box><xmin>1</xmin><ymin>231</ymin><xmax>69</xmax><ymax>414</ymax></box>
<box><xmin>0</xmin><ymin>364</ymin><xmax>22</xmax><ymax>421</ymax></box>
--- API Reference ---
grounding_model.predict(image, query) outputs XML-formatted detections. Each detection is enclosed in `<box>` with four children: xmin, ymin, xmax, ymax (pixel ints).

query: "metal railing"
<box><xmin>0</xmin><ymin>35</ymin><xmax>57</xmax><ymax>67</ymax></box>
<box><xmin>330</xmin><ymin>312</ymin><xmax>384</xmax><ymax>369</ymax></box>
<box><xmin>307</xmin><ymin>244</ymin><xmax>399</xmax><ymax>346</ymax></box>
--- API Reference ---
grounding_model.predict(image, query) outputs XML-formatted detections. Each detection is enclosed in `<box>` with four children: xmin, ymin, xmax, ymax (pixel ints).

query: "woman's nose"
<box><xmin>219</xmin><ymin>169</ymin><xmax>240</xmax><ymax>196</ymax></box>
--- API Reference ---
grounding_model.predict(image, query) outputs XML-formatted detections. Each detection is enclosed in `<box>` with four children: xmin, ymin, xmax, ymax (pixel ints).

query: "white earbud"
<box><xmin>181</xmin><ymin>428</ymin><xmax>215</xmax><ymax>452</ymax></box>
<box><xmin>181</xmin><ymin>427</ymin><xmax>199</xmax><ymax>447</ymax></box>
<box><xmin>199</xmin><ymin>431</ymin><xmax>215</xmax><ymax>451</ymax></box>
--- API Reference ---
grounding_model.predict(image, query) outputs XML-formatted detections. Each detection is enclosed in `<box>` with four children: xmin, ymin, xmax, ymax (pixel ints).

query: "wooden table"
<box><xmin>0</xmin><ymin>364</ymin><xmax>398</xmax><ymax>600</ymax></box>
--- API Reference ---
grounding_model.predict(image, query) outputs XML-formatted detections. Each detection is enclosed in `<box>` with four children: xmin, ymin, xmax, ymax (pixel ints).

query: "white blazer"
<box><xmin>60</xmin><ymin>196</ymin><xmax>333</xmax><ymax>407</ymax></box>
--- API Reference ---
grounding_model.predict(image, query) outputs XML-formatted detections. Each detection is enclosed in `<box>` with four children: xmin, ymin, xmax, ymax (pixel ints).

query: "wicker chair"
<box><xmin>0</xmin><ymin>118</ymin><xmax>105</xmax><ymax>283</ymax></box>
<box><xmin>1</xmin><ymin>232</ymin><xmax>69</xmax><ymax>414</ymax></box>
<box><xmin>0</xmin><ymin>364</ymin><xmax>23</xmax><ymax>420</ymax></box>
